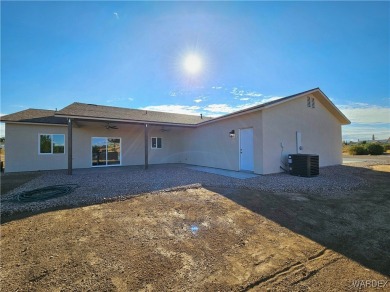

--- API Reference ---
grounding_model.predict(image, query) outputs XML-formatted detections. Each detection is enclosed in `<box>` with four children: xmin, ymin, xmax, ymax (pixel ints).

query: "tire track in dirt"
<box><xmin>241</xmin><ymin>248</ymin><xmax>342</xmax><ymax>291</ymax></box>
<box><xmin>241</xmin><ymin>262</ymin><xmax>303</xmax><ymax>291</ymax></box>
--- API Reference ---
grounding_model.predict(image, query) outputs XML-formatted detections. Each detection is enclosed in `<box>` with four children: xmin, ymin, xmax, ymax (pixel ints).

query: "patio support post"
<box><xmin>144</xmin><ymin>123</ymin><xmax>149</xmax><ymax>169</ymax></box>
<box><xmin>67</xmin><ymin>118</ymin><xmax>73</xmax><ymax>175</ymax></box>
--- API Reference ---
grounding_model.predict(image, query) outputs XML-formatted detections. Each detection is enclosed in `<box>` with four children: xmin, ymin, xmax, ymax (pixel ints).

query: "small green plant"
<box><xmin>366</xmin><ymin>143</ymin><xmax>384</xmax><ymax>155</ymax></box>
<box><xmin>349</xmin><ymin>145</ymin><xmax>368</xmax><ymax>155</ymax></box>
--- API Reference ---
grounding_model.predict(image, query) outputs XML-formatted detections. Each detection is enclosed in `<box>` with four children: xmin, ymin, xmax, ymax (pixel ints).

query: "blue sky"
<box><xmin>1</xmin><ymin>1</ymin><xmax>389</xmax><ymax>141</ymax></box>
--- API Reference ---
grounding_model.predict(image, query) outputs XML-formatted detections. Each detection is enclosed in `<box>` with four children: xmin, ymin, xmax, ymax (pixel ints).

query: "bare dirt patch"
<box><xmin>1</xmin><ymin>187</ymin><xmax>389</xmax><ymax>291</ymax></box>
<box><xmin>370</xmin><ymin>164</ymin><xmax>390</xmax><ymax>172</ymax></box>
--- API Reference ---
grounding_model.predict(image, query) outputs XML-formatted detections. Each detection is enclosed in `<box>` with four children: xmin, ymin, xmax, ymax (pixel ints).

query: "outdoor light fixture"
<box><xmin>229</xmin><ymin>130</ymin><xmax>235</xmax><ymax>138</ymax></box>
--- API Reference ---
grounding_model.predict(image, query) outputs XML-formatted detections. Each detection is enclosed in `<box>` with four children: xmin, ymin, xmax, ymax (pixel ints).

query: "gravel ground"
<box><xmin>1</xmin><ymin>159</ymin><xmax>389</xmax><ymax>217</ymax></box>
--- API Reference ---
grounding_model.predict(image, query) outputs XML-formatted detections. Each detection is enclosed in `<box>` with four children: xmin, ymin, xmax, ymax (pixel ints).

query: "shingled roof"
<box><xmin>0</xmin><ymin>109</ymin><xmax>67</xmax><ymax>125</ymax></box>
<box><xmin>55</xmin><ymin>102</ymin><xmax>212</xmax><ymax>125</ymax></box>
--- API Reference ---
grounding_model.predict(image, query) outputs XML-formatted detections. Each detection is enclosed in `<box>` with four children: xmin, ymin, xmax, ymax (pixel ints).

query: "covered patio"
<box><xmin>56</xmin><ymin>102</ymin><xmax>210</xmax><ymax>175</ymax></box>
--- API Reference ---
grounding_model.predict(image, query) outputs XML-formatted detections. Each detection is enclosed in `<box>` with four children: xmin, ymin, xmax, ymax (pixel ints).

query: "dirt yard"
<box><xmin>1</xmin><ymin>164</ymin><xmax>389</xmax><ymax>291</ymax></box>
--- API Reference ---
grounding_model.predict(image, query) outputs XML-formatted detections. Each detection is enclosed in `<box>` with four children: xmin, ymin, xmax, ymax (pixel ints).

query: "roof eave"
<box><xmin>1</xmin><ymin>121</ymin><xmax>67</xmax><ymax>126</ymax></box>
<box><xmin>54</xmin><ymin>114</ymin><xmax>198</xmax><ymax>127</ymax></box>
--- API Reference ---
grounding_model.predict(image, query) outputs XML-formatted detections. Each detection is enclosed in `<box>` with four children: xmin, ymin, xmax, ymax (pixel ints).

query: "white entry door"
<box><xmin>240</xmin><ymin>128</ymin><xmax>254</xmax><ymax>172</ymax></box>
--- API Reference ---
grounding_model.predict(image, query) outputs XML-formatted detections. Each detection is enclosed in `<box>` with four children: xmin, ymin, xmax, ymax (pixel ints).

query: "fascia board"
<box><xmin>2</xmin><ymin>121</ymin><xmax>67</xmax><ymax>127</ymax></box>
<box><xmin>54</xmin><ymin>114</ymin><xmax>196</xmax><ymax>128</ymax></box>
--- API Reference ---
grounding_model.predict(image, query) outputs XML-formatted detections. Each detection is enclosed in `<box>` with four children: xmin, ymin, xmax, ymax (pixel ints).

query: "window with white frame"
<box><xmin>39</xmin><ymin>134</ymin><xmax>65</xmax><ymax>154</ymax></box>
<box><xmin>151</xmin><ymin>137</ymin><xmax>162</xmax><ymax>149</ymax></box>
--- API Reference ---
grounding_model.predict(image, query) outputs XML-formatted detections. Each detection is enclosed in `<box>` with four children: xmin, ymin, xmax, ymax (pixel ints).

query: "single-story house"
<box><xmin>1</xmin><ymin>88</ymin><xmax>350</xmax><ymax>174</ymax></box>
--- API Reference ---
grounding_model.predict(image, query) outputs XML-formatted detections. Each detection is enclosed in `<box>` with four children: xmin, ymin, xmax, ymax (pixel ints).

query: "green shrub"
<box><xmin>383</xmin><ymin>144</ymin><xmax>390</xmax><ymax>151</ymax></box>
<box><xmin>349</xmin><ymin>145</ymin><xmax>368</xmax><ymax>155</ymax></box>
<box><xmin>366</xmin><ymin>143</ymin><xmax>384</xmax><ymax>155</ymax></box>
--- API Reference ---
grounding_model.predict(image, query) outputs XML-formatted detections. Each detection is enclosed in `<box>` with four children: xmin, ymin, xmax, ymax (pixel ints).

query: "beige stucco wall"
<box><xmin>181</xmin><ymin>111</ymin><xmax>264</xmax><ymax>174</ymax></box>
<box><xmin>262</xmin><ymin>94</ymin><xmax>342</xmax><ymax>174</ymax></box>
<box><xmin>5</xmin><ymin>123</ymin><xmax>68</xmax><ymax>172</ymax></box>
<box><xmin>147</xmin><ymin>125</ymin><xmax>187</xmax><ymax>165</ymax></box>
<box><xmin>4</xmin><ymin>96</ymin><xmax>343</xmax><ymax>174</ymax></box>
<box><xmin>4</xmin><ymin>123</ymin><xmax>186</xmax><ymax>172</ymax></box>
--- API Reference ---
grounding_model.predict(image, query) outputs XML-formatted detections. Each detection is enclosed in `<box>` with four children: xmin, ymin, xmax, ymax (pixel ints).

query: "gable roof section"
<box><xmin>197</xmin><ymin>87</ymin><xmax>351</xmax><ymax>125</ymax></box>
<box><xmin>55</xmin><ymin>102</ymin><xmax>212</xmax><ymax>126</ymax></box>
<box><xmin>0</xmin><ymin>109</ymin><xmax>67</xmax><ymax>125</ymax></box>
<box><xmin>311</xmin><ymin>89</ymin><xmax>351</xmax><ymax>124</ymax></box>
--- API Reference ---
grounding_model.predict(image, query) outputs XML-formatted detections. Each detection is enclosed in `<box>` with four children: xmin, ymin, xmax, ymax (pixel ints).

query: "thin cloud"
<box><xmin>342</xmin><ymin>123</ymin><xmax>390</xmax><ymax>141</ymax></box>
<box><xmin>260</xmin><ymin>96</ymin><xmax>282</xmax><ymax>103</ymax></box>
<box><xmin>336</xmin><ymin>102</ymin><xmax>390</xmax><ymax>140</ymax></box>
<box><xmin>246</xmin><ymin>91</ymin><xmax>263</xmax><ymax>97</ymax></box>
<box><xmin>113</xmin><ymin>12</ymin><xmax>119</xmax><ymax>19</ymax></box>
<box><xmin>212</xmin><ymin>86</ymin><xmax>223</xmax><ymax>90</ymax></box>
<box><xmin>141</xmin><ymin>105</ymin><xmax>201</xmax><ymax>115</ymax></box>
<box><xmin>231</xmin><ymin>87</ymin><xmax>245</xmax><ymax>97</ymax></box>
<box><xmin>203</xmin><ymin>104</ymin><xmax>237</xmax><ymax>114</ymax></box>
<box><xmin>194</xmin><ymin>95</ymin><xmax>207</xmax><ymax>103</ymax></box>
<box><xmin>231</xmin><ymin>87</ymin><xmax>264</xmax><ymax>99</ymax></box>
<box><xmin>338</xmin><ymin>103</ymin><xmax>390</xmax><ymax>124</ymax></box>
<box><xmin>107</xmin><ymin>97</ymin><xmax>134</xmax><ymax>104</ymax></box>
<box><xmin>240</xmin><ymin>98</ymin><xmax>250</xmax><ymax>101</ymax></box>
<box><xmin>203</xmin><ymin>101</ymin><xmax>262</xmax><ymax>116</ymax></box>
<box><xmin>140</xmin><ymin>102</ymin><xmax>261</xmax><ymax>118</ymax></box>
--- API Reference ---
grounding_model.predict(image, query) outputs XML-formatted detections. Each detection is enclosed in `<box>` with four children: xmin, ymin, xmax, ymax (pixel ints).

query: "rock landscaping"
<box><xmin>2</xmin><ymin>158</ymin><xmax>390</xmax><ymax>219</ymax></box>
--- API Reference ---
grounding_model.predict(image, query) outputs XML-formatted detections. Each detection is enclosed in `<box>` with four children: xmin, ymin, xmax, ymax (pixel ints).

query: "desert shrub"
<box><xmin>366</xmin><ymin>143</ymin><xmax>384</xmax><ymax>155</ymax></box>
<box><xmin>342</xmin><ymin>144</ymin><xmax>350</xmax><ymax>153</ymax></box>
<box><xmin>349</xmin><ymin>145</ymin><xmax>368</xmax><ymax>155</ymax></box>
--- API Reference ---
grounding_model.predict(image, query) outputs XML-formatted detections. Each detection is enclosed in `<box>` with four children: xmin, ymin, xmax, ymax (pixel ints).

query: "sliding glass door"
<box><xmin>92</xmin><ymin>137</ymin><xmax>121</xmax><ymax>166</ymax></box>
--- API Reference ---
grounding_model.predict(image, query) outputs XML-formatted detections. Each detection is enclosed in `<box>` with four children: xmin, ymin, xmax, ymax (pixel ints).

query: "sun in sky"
<box><xmin>184</xmin><ymin>54</ymin><xmax>202</xmax><ymax>74</ymax></box>
<box><xmin>1</xmin><ymin>2</ymin><xmax>389</xmax><ymax>140</ymax></box>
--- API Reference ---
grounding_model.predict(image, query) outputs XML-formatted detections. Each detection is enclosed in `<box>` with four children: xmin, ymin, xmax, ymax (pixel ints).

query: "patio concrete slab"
<box><xmin>186</xmin><ymin>165</ymin><xmax>259</xmax><ymax>179</ymax></box>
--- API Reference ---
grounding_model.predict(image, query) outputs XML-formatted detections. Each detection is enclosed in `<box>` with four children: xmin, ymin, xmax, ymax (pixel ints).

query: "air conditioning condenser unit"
<box><xmin>288</xmin><ymin>154</ymin><xmax>319</xmax><ymax>177</ymax></box>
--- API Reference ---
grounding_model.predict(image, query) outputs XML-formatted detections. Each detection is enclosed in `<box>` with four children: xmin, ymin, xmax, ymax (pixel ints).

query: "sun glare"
<box><xmin>184</xmin><ymin>54</ymin><xmax>202</xmax><ymax>74</ymax></box>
